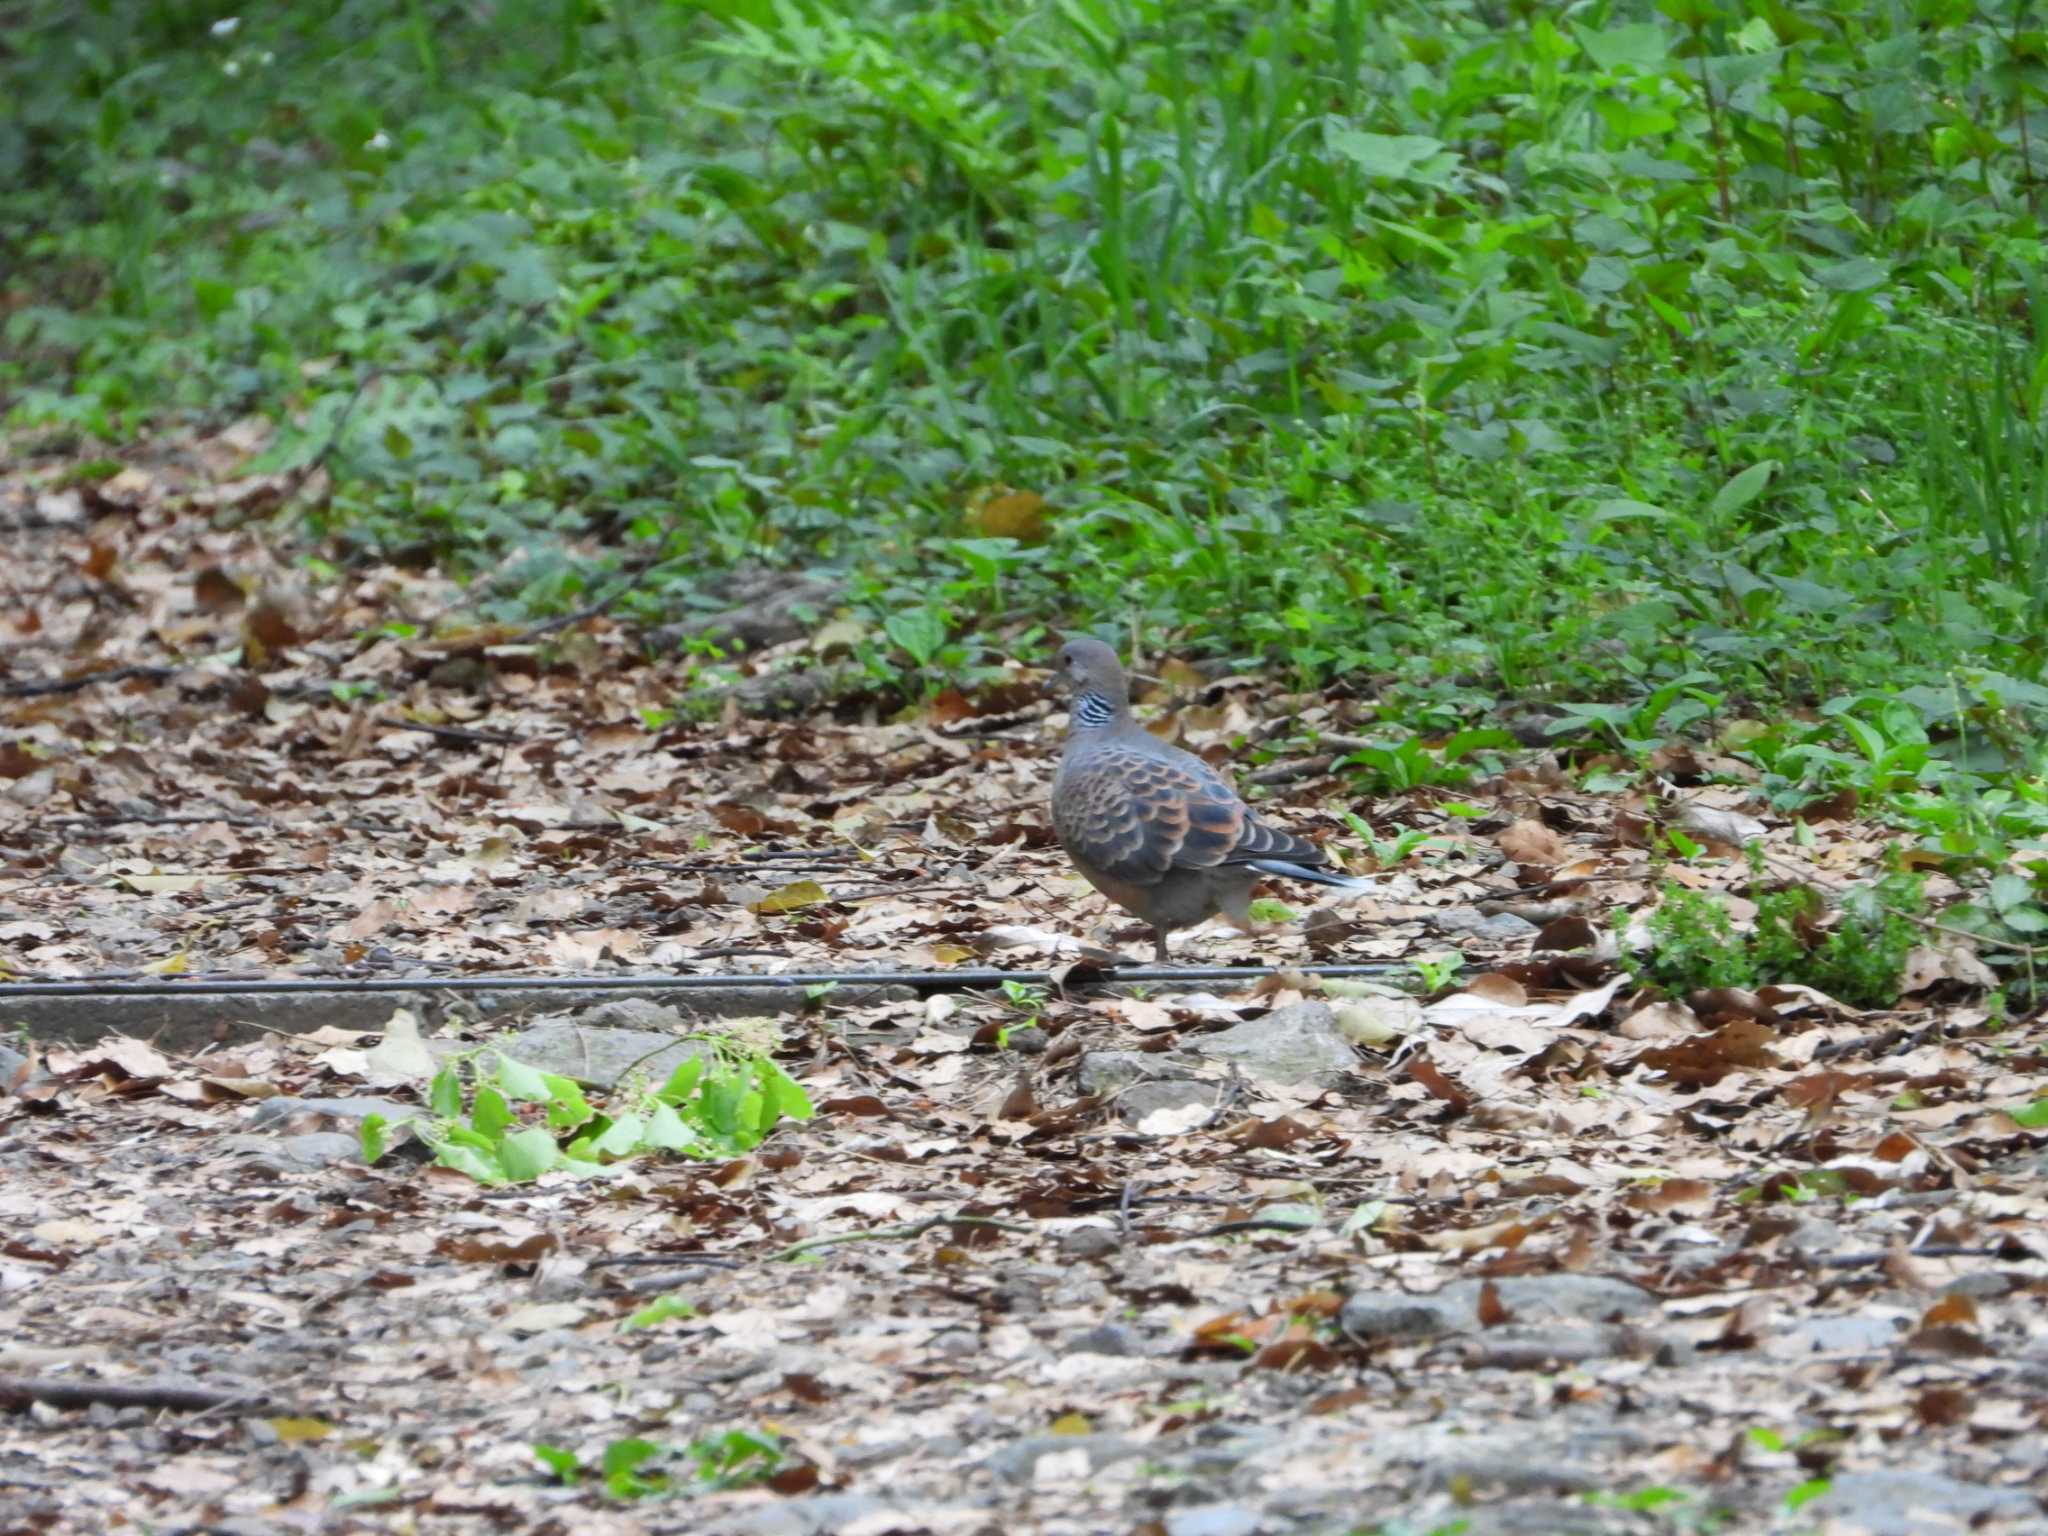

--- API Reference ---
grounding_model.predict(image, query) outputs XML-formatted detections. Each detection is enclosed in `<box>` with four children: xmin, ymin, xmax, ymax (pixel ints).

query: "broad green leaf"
<box><xmin>1811</xmin><ymin>256</ymin><xmax>1889</xmax><ymax>293</ymax></box>
<box><xmin>592</xmin><ymin>1113</ymin><xmax>646</xmax><ymax>1158</ymax></box>
<box><xmin>544</xmin><ymin>1075</ymin><xmax>593</xmax><ymax>1131</ymax></box>
<box><xmin>600</xmin><ymin>1437</ymin><xmax>669</xmax><ymax>1499</ymax></box>
<box><xmin>471</xmin><ymin>1085</ymin><xmax>512</xmax><ymax>1141</ymax></box>
<box><xmin>1328</xmin><ymin>130</ymin><xmax>1445</xmax><ymax>179</ymax></box>
<box><xmin>360</xmin><ymin>1113</ymin><xmax>390</xmax><ymax>1165</ymax></box>
<box><xmin>429</xmin><ymin>1065</ymin><xmax>463</xmax><ymax>1120</ymax></box>
<box><xmin>657</xmin><ymin>1055</ymin><xmax>707</xmax><ymax>1105</ymax></box>
<box><xmin>621</xmin><ymin>1293</ymin><xmax>697</xmax><ymax>1331</ymax></box>
<box><xmin>759</xmin><ymin>1060</ymin><xmax>815</xmax><ymax>1121</ymax></box>
<box><xmin>499</xmin><ymin>1127</ymin><xmax>563</xmax><ymax>1181</ymax></box>
<box><xmin>495</xmin><ymin>1056</ymin><xmax>554</xmax><ymax>1102</ymax></box>
<box><xmin>1710</xmin><ymin>461</ymin><xmax>1777</xmax><ymax>520</ymax></box>
<box><xmin>1576</xmin><ymin>22</ymin><xmax>1667</xmax><ymax>69</ymax></box>
<box><xmin>434</xmin><ymin>1140</ymin><xmax>507</xmax><ymax>1184</ymax></box>
<box><xmin>533</xmin><ymin>1444</ymin><xmax>580</xmax><ymax>1484</ymax></box>
<box><xmin>643</xmin><ymin>1102</ymin><xmax>695</xmax><ymax>1150</ymax></box>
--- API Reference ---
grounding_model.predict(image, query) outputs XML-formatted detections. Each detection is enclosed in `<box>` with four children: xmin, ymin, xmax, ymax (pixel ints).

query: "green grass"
<box><xmin>6</xmin><ymin>0</ymin><xmax>2048</xmax><ymax>735</ymax></box>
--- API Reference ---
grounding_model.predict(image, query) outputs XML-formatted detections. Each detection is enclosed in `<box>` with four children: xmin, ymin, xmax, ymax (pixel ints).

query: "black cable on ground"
<box><xmin>0</xmin><ymin>962</ymin><xmax>1408</xmax><ymax>1001</ymax></box>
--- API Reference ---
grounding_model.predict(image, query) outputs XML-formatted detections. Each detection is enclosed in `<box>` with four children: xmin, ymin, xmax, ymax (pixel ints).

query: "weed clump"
<box><xmin>1626</xmin><ymin>873</ymin><xmax>1924</xmax><ymax>1009</ymax></box>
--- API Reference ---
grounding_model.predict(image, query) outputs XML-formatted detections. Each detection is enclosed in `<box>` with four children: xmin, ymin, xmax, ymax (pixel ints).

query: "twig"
<box><xmin>0</xmin><ymin>664</ymin><xmax>182</xmax><ymax>699</ymax></box>
<box><xmin>768</xmin><ymin>1214</ymin><xmax>1035</xmax><ymax>1263</ymax></box>
<box><xmin>585</xmin><ymin>1254</ymin><xmax>743</xmax><ymax>1270</ymax></box>
<box><xmin>0</xmin><ymin>1374</ymin><xmax>284</xmax><ymax>1414</ymax></box>
<box><xmin>39</xmin><ymin>812</ymin><xmax>270</xmax><ymax>829</ymax></box>
<box><xmin>377</xmin><ymin>717</ymin><xmax>526</xmax><ymax>748</ymax></box>
<box><xmin>1247</xmin><ymin>754</ymin><xmax>1335</xmax><ymax>787</ymax></box>
<box><xmin>1187</xmin><ymin>1216</ymin><xmax>1323</xmax><ymax>1241</ymax></box>
<box><xmin>1787</xmin><ymin>1243</ymin><xmax>2030</xmax><ymax>1271</ymax></box>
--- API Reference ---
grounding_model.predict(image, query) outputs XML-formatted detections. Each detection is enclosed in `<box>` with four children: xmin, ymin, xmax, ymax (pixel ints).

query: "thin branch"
<box><xmin>377</xmin><ymin>717</ymin><xmax>526</xmax><ymax>748</ymax></box>
<box><xmin>0</xmin><ymin>1374</ymin><xmax>286</xmax><ymax>1414</ymax></box>
<box><xmin>768</xmin><ymin>1214</ymin><xmax>1035</xmax><ymax>1263</ymax></box>
<box><xmin>0</xmin><ymin>663</ymin><xmax>182</xmax><ymax>698</ymax></box>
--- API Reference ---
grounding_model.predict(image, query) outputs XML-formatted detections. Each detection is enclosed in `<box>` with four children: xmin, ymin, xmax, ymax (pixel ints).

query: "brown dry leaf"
<box><xmin>64</xmin><ymin>1036</ymin><xmax>174</xmax><ymax>1083</ymax></box>
<box><xmin>193</xmin><ymin>566</ymin><xmax>245</xmax><ymax>613</ymax></box>
<box><xmin>1406</xmin><ymin>1055</ymin><xmax>1472</xmax><ymax>1110</ymax></box>
<box><xmin>1461</xmin><ymin>972</ymin><xmax>1527</xmax><ymax>1007</ymax></box>
<box><xmin>1618</xmin><ymin>999</ymin><xmax>1699</xmax><ymax>1041</ymax></box>
<box><xmin>1498</xmin><ymin>818</ymin><xmax>1568</xmax><ymax>866</ymax></box>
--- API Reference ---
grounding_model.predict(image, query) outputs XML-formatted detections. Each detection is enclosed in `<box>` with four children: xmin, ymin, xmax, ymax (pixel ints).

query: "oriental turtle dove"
<box><xmin>1048</xmin><ymin>636</ymin><xmax>1370</xmax><ymax>963</ymax></box>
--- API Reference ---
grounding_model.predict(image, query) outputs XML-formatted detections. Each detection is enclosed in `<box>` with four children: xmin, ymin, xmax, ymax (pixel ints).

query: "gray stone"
<box><xmin>1943</xmin><ymin>1271</ymin><xmax>2014</xmax><ymax>1300</ymax></box>
<box><xmin>1190</xmin><ymin>1000</ymin><xmax>1356</xmax><ymax>1085</ymax></box>
<box><xmin>1164</xmin><ymin>1506</ymin><xmax>1264</xmax><ymax>1536</ymax></box>
<box><xmin>250</xmin><ymin>1095</ymin><xmax>412</xmax><ymax>1126</ymax></box>
<box><xmin>1077</xmin><ymin>1050</ymin><xmax>1182</xmax><ymax>1095</ymax></box>
<box><xmin>1446</xmin><ymin>1323</ymin><xmax>1667</xmax><ymax>1369</ymax></box>
<box><xmin>704</xmin><ymin>1493</ymin><xmax>900</xmax><ymax>1536</ymax></box>
<box><xmin>1804</xmin><ymin>1470</ymin><xmax>2041</xmax><ymax>1535</ymax></box>
<box><xmin>216</xmin><ymin>1131</ymin><xmax>364</xmax><ymax>1169</ymax></box>
<box><xmin>1768</xmin><ymin>1311</ymin><xmax>1905</xmax><ymax>1357</ymax></box>
<box><xmin>0</xmin><ymin>1042</ymin><xmax>30</xmax><ymax>1090</ymax></box>
<box><xmin>1068</xmin><ymin>1323</ymin><xmax>1146</xmax><ymax>1356</ymax></box>
<box><xmin>565</xmin><ymin>997</ymin><xmax>689</xmax><ymax>1033</ymax></box>
<box><xmin>496</xmin><ymin>1020</ymin><xmax>713</xmax><ymax>1088</ymax></box>
<box><xmin>982</xmin><ymin>1432</ymin><xmax>1145</xmax><ymax>1483</ymax></box>
<box><xmin>1120</xmin><ymin>1079</ymin><xmax>1220</xmax><ymax>1125</ymax></box>
<box><xmin>275</xmin><ymin>1132</ymin><xmax>364</xmax><ymax>1167</ymax></box>
<box><xmin>1435</xmin><ymin>909</ymin><xmax>1541</xmax><ymax>941</ymax></box>
<box><xmin>1341</xmin><ymin>1274</ymin><xmax>1657</xmax><ymax>1341</ymax></box>
<box><xmin>1059</xmin><ymin>1228</ymin><xmax>1121</xmax><ymax>1262</ymax></box>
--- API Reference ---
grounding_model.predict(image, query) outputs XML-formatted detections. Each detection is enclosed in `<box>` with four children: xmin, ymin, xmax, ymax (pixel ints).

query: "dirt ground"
<box><xmin>3</xmin><ymin>429</ymin><xmax>2046</xmax><ymax>1535</ymax></box>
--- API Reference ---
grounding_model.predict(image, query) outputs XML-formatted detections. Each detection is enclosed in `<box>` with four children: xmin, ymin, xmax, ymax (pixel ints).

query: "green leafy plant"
<box><xmin>1626</xmin><ymin>874</ymin><xmax>1925</xmax><ymax>1008</ymax></box>
<box><xmin>533</xmin><ymin>1429</ymin><xmax>783</xmax><ymax>1499</ymax></box>
<box><xmin>361</xmin><ymin>1042</ymin><xmax>813</xmax><ymax>1185</ymax></box>
<box><xmin>1411</xmin><ymin>952</ymin><xmax>1466</xmax><ymax>995</ymax></box>
<box><xmin>1341</xmin><ymin>811</ymin><xmax>1458</xmax><ymax>868</ymax></box>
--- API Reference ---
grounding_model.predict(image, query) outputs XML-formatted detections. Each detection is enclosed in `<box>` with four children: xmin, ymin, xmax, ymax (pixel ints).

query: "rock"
<box><xmin>1436</xmin><ymin>909</ymin><xmax>1541</xmax><ymax>941</ymax></box>
<box><xmin>982</xmin><ymin>1433</ymin><xmax>1145</xmax><ymax>1484</ymax></box>
<box><xmin>1164</xmin><ymin>1505</ymin><xmax>1264</xmax><ymax>1536</ymax></box>
<box><xmin>496</xmin><ymin>1021</ymin><xmax>712</xmax><ymax>1088</ymax></box>
<box><xmin>1119</xmin><ymin>1079</ymin><xmax>1220</xmax><ymax>1129</ymax></box>
<box><xmin>1341</xmin><ymin>1275</ymin><xmax>1657</xmax><ymax>1341</ymax></box>
<box><xmin>1059</xmin><ymin>1228</ymin><xmax>1121</xmax><ymax>1262</ymax></box>
<box><xmin>1076</xmin><ymin>1050</ymin><xmax>1182</xmax><ymax>1095</ymax></box>
<box><xmin>1943</xmin><ymin>1271</ymin><xmax>2014</xmax><ymax>1300</ymax></box>
<box><xmin>0</xmin><ymin>1042</ymin><xmax>31</xmax><ymax>1090</ymax></box>
<box><xmin>1336</xmin><ymin>1300</ymin><xmax>1449</xmax><ymax>1340</ymax></box>
<box><xmin>250</xmin><ymin>1095</ymin><xmax>412</xmax><ymax>1127</ymax></box>
<box><xmin>1189</xmin><ymin>1000</ymin><xmax>1356</xmax><ymax>1085</ymax></box>
<box><xmin>571</xmin><ymin>998</ymin><xmax>689</xmax><ymax>1033</ymax></box>
<box><xmin>275</xmin><ymin>1132</ymin><xmax>365</xmax><ymax>1167</ymax></box>
<box><xmin>1067</xmin><ymin>1323</ymin><xmax>1146</xmax><ymax>1356</ymax></box>
<box><xmin>1803</xmin><ymin>1470</ymin><xmax>2041</xmax><ymax>1535</ymax></box>
<box><xmin>1446</xmin><ymin>1324</ymin><xmax>1669</xmax><ymax>1369</ymax></box>
<box><xmin>1767</xmin><ymin>1310</ymin><xmax>1907</xmax><ymax>1357</ymax></box>
<box><xmin>709</xmin><ymin>1494</ymin><xmax>905</xmax><ymax>1536</ymax></box>
<box><xmin>217</xmin><ymin>1131</ymin><xmax>367</xmax><ymax>1169</ymax></box>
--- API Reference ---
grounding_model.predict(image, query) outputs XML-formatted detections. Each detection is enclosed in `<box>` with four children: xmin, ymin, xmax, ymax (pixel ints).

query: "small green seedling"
<box><xmin>361</xmin><ymin>1040</ymin><xmax>813</xmax><ymax>1185</ymax></box>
